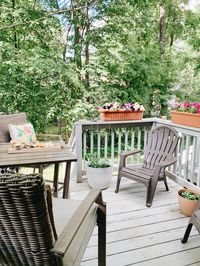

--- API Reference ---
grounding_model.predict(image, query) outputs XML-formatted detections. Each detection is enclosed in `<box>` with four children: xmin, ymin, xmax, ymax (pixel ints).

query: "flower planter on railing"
<box><xmin>99</xmin><ymin>109</ymin><xmax>144</xmax><ymax>121</ymax></box>
<box><xmin>171</xmin><ymin>111</ymin><xmax>200</xmax><ymax>128</ymax></box>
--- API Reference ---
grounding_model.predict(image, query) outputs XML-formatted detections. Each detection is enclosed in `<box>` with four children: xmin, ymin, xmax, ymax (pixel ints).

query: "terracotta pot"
<box><xmin>178</xmin><ymin>188</ymin><xmax>200</xmax><ymax>216</ymax></box>
<box><xmin>99</xmin><ymin>109</ymin><xmax>144</xmax><ymax>121</ymax></box>
<box><xmin>171</xmin><ymin>111</ymin><xmax>200</xmax><ymax>128</ymax></box>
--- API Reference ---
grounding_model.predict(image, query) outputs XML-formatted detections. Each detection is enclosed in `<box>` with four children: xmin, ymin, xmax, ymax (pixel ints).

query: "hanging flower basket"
<box><xmin>171</xmin><ymin>111</ymin><xmax>200</xmax><ymax>128</ymax></box>
<box><xmin>98</xmin><ymin>102</ymin><xmax>145</xmax><ymax>121</ymax></box>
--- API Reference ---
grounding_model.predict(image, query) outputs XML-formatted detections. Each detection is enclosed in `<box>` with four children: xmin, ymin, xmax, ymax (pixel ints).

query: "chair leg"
<box><xmin>163</xmin><ymin>174</ymin><xmax>169</xmax><ymax>191</ymax></box>
<box><xmin>115</xmin><ymin>173</ymin><xmax>122</xmax><ymax>193</ymax></box>
<box><xmin>181</xmin><ymin>223</ymin><xmax>193</xmax><ymax>243</ymax></box>
<box><xmin>97</xmin><ymin>205</ymin><xmax>106</xmax><ymax>266</ymax></box>
<box><xmin>146</xmin><ymin>179</ymin><xmax>158</xmax><ymax>207</ymax></box>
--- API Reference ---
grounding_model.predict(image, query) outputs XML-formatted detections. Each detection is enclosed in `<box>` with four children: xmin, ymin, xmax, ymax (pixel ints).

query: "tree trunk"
<box><xmin>12</xmin><ymin>0</ymin><xmax>18</xmax><ymax>50</ymax></box>
<box><xmin>85</xmin><ymin>1</ymin><xmax>90</xmax><ymax>88</ymax></box>
<box><xmin>159</xmin><ymin>6</ymin><xmax>166</xmax><ymax>59</ymax></box>
<box><xmin>170</xmin><ymin>16</ymin><xmax>176</xmax><ymax>47</ymax></box>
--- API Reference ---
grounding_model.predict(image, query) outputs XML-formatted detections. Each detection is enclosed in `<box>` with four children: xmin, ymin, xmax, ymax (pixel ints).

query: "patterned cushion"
<box><xmin>9</xmin><ymin>123</ymin><xmax>37</xmax><ymax>143</ymax></box>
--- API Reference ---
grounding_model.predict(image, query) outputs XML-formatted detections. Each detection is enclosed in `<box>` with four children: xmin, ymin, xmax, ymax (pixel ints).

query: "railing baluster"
<box><xmin>184</xmin><ymin>134</ymin><xmax>190</xmax><ymax>181</ymax></box>
<box><xmin>83</xmin><ymin>131</ymin><xmax>87</xmax><ymax>159</ymax></box>
<box><xmin>125</xmin><ymin>128</ymin><xmax>128</xmax><ymax>152</ymax></box>
<box><xmin>144</xmin><ymin>127</ymin><xmax>147</xmax><ymax>151</ymax></box>
<box><xmin>104</xmin><ymin>130</ymin><xmax>108</xmax><ymax>159</ymax></box>
<box><xmin>97</xmin><ymin>129</ymin><xmax>101</xmax><ymax>158</ymax></box>
<box><xmin>118</xmin><ymin>128</ymin><xmax>122</xmax><ymax>163</ymax></box>
<box><xmin>111</xmin><ymin>129</ymin><xmax>115</xmax><ymax>163</ymax></box>
<box><xmin>90</xmin><ymin>130</ymin><xmax>94</xmax><ymax>155</ymax></box>
<box><xmin>190</xmin><ymin>136</ymin><xmax>196</xmax><ymax>184</ymax></box>
<box><xmin>196</xmin><ymin>139</ymin><xmax>200</xmax><ymax>187</ymax></box>
<box><xmin>137</xmin><ymin>127</ymin><xmax>141</xmax><ymax>163</ymax></box>
<box><xmin>131</xmin><ymin>128</ymin><xmax>135</xmax><ymax>164</ymax></box>
<box><xmin>178</xmin><ymin>133</ymin><xmax>184</xmax><ymax>178</ymax></box>
<box><xmin>173</xmin><ymin>133</ymin><xmax>180</xmax><ymax>174</ymax></box>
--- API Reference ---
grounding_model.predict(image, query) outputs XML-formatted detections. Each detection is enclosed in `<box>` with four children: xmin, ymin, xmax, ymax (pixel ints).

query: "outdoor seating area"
<box><xmin>1</xmin><ymin>115</ymin><xmax>200</xmax><ymax>265</ymax></box>
<box><xmin>1</xmin><ymin>1</ymin><xmax>200</xmax><ymax>264</ymax></box>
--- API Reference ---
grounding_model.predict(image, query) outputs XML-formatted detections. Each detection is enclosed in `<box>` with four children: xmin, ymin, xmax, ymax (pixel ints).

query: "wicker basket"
<box><xmin>99</xmin><ymin>109</ymin><xmax>144</xmax><ymax>121</ymax></box>
<box><xmin>171</xmin><ymin>111</ymin><xmax>200</xmax><ymax>128</ymax></box>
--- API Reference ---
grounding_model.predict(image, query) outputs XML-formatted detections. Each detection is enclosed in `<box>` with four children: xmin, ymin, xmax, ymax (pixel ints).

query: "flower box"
<box><xmin>171</xmin><ymin>111</ymin><xmax>200</xmax><ymax>128</ymax></box>
<box><xmin>99</xmin><ymin>109</ymin><xmax>144</xmax><ymax>121</ymax></box>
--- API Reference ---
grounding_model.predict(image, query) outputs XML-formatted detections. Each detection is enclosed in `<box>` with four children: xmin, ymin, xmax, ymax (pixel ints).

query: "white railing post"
<box><xmin>75</xmin><ymin>121</ymin><xmax>83</xmax><ymax>183</ymax></box>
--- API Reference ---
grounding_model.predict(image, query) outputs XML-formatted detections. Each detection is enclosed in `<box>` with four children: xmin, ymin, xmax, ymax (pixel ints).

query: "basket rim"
<box><xmin>170</xmin><ymin>110</ymin><xmax>200</xmax><ymax>117</ymax></box>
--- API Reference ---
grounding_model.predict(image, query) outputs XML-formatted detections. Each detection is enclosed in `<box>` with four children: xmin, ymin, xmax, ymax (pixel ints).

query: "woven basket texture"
<box><xmin>0</xmin><ymin>174</ymin><xmax>55</xmax><ymax>266</ymax></box>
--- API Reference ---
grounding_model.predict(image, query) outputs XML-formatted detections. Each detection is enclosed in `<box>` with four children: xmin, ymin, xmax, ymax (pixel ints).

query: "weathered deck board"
<box><xmin>68</xmin><ymin>176</ymin><xmax>200</xmax><ymax>266</ymax></box>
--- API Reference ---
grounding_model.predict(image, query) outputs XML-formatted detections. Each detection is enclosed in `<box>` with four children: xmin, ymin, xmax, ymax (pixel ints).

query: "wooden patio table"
<box><xmin>0</xmin><ymin>143</ymin><xmax>77</xmax><ymax>198</ymax></box>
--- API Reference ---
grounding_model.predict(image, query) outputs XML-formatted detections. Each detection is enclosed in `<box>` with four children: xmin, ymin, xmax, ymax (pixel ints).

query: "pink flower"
<box><xmin>192</xmin><ymin>102</ymin><xmax>200</xmax><ymax>109</ymax></box>
<box><xmin>175</xmin><ymin>102</ymin><xmax>181</xmax><ymax>107</ymax></box>
<box><xmin>183</xmin><ymin>102</ymin><xmax>191</xmax><ymax>108</ymax></box>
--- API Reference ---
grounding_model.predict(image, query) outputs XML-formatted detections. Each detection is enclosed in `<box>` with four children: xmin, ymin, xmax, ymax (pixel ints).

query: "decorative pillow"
<box><xmin>9</xmin><ymin>123</ymin><xmax>37</xmax><ymax>143</ymax></box>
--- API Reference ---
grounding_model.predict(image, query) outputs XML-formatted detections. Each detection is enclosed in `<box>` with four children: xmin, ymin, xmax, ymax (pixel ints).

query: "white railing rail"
<box><xmin>71</xmin><ymin>118</ymin><xmax>200</xmax><ymax>191</ymax></box>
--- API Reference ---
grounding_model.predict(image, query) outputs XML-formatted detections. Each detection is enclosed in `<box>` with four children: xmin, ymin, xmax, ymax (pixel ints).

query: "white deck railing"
<box><xmin>70</xmin><ymin>118</ymin><xmax>200</xmax><ymax>191</ymax></box>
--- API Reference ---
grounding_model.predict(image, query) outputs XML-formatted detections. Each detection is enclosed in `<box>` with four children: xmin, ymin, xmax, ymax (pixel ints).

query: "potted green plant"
<box><xmin>85</xmin><ymin>154</ymin><xmax>112</xmax><ymax>189</ymax></box>
<box><xmin>178</xmin><ymin>188</ymin><xmax>200</xmax><ymax>216</ymax></box>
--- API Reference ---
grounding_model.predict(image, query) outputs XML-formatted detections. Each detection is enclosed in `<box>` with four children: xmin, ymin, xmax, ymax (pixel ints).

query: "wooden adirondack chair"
<box><xmin>0</xmin><ymin>174</ymin><xmax>106</xmax><ymax>266</ymax></box>
<box><xmin>115</xmin><ymin>125</ymin><xmax>180</xmax><ymax>207</ymax></box>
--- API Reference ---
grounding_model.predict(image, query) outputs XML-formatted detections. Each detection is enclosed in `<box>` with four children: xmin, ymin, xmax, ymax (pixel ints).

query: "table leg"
<box><xmin>53</xmin><ymin>163</ymin><xmax>59</xmax><ymax>198</ymax></box>
<box><xmin>39</xmin><ymin>164</ymin><xmax>44</xmax><ymax>175</ymax></box>
<box><xmin>63</xmin><ymin>162</ymin><xmax>71</xmax><ymax>199</ymax></box>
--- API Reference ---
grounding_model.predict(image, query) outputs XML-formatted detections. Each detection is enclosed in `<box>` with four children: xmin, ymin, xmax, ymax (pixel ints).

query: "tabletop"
<box><xmin>0</xmin><ymin>143</ymin><xmax>77</xmax><ymax>167</ymax></box>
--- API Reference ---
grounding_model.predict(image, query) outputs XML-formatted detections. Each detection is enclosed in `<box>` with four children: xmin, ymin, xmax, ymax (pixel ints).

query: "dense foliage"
<box><xmin>0</xmin><ymin>0</ymin><xmax>200</xmax><ymax>137</ymax></box>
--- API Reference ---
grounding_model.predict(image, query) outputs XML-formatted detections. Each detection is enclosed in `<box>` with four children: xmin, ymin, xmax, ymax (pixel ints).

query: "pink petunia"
<box><xmin>183</xmin><ymin>102</ymin><xmax>191</xmax><ymax>108</ymax></box>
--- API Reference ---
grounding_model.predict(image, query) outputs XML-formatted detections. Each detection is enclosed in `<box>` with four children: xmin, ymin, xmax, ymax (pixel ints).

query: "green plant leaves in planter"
<box><xmin>86</xmin><ymin>154</ymin><xmax>111</xmax><ymax>168</ymax></box>
<box><xmin>180</xmin><ymin>191</ymin><xmax>200</xmax><ymax>201</ymax></box>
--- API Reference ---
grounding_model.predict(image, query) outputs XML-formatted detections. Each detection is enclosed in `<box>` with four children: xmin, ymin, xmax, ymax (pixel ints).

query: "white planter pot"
<box><xmin>86</xmin><ymin>165</ymin><xmax>113</xmax><ymax>189</ymax></box>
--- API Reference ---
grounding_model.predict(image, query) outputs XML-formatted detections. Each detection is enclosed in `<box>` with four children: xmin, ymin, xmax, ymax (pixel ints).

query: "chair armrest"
<box><xmin>51</xmin><ymin>189</ymin><xmax>103</xmax><ymax>256</ymax></box>
<box><xmin>153</xmin><ymin>157</ymin><xmax>177</xmax><ymax>180</ymax></box>
<box><xmin>119</xmin><ymin>150</ymin><xmax>142</xmax><ymax>168</ymax></box>
<box><xmin>156</xmin><ymin>157</ymin><xmax>177</xmax><ymax>168</ymax></box>
<box><xmin>119</xmin><ymin>150</ymin><xmax>141</xmax><ymax>159</ymax></box>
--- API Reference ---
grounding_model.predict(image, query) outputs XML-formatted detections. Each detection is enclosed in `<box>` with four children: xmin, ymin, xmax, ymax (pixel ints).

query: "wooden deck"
<box><xmin>69</xmin><ymin>175</ymin><xmax>200</xmax><ymax>266</ymax></box>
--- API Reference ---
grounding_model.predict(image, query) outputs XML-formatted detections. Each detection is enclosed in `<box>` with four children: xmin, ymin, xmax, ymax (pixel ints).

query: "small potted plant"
<box><xmin>178</xmin><ymin>188</ymin><xmax>200</xmax><ymax>216</ymax></box>
<box><xmin>85</xmin><ymin>154</ymin><xmax>112</xmax><ymax>189</ymax></box>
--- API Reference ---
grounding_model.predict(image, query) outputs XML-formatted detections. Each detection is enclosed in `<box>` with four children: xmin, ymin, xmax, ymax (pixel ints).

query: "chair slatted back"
<box><xmin>0</xmin><ymin>113</ymin><xmax>28</xmax><ymax>142</ymax></box>
<box><xmin>143</xmin><ymin>126</ymin><xmax>179</xmax><ymax>170</ymax></box>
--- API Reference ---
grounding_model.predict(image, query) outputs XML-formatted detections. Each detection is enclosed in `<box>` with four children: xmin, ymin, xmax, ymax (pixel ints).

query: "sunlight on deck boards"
<box><xmin>69</xmin><ymin>176</ymin><xmax>200</xmax><ymax>266</ymax></box>
<box><xmin>21</xmin><ymin>166</ymin><xmax>200</xmax><ymax>265</ymax></box>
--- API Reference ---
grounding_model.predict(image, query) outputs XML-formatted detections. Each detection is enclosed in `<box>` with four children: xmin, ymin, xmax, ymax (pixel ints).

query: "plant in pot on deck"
<box><xmin>85</xmin><ymin>154</ymin><xmax>112</xmax><ymax>189</ymax></box>
<box><xmin>170</xmin><ymin>101</ymin><xmax>200</xmax><ymax>128</ymax></box>
<box><xmin>178</xmin><ymin>188</ymin><xmax>200</xmax><ymax>216</ymax></box>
